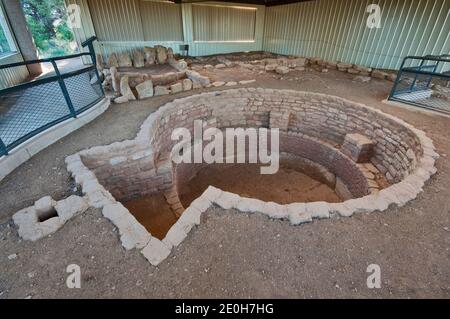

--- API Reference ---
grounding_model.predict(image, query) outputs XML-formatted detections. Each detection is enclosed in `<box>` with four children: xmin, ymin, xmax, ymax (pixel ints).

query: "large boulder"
<box><xmin>265</xmin><ymin>64</ymin><xmax>278</xmax><ymax>72</ymax></box>
<box><xmin>118</xmin><ymin>52</ymin><xmax>132</xmax><ymax>67</ymax></box>
<box><xmin>107</xmin><ymin>53</ymin><xmax>119</xmax><ymax>68</ymax></box>
<box><xmin>212</xmin><ymin>81</ymin><xmax>225</xmax><ymax>87</ymax></box>
<box><xmin>182</xmin><ymin>79</ymin><xmax>193</xmax><ymax>91</ymax></box>
<box><xmin>347</xmin><ymin>68</ymin><xmax>360</xmax><ymax>75</ymax></box>
<box><xmin>372</xmin><ymin>70</ymin><xmax>388</xmax><ymax>80</ymax></box>
<box><xmin>96</xmin><ymin>53</ymin><xmax>104</xmax><ymax>72</ymax></box>
<box><xmin>136</xmin><ymin>80</ymin><xmax>154</xmax><ymax>100</ymax></box>
<box><xmin>217</xmin><ymin>56</ymin><xmax>233</xmax><ymax>67</ymax></box>
<box><xmin>186</xmin><ymin>70</ymin><xmax>210</xmax><ymax>87</ymax></box>
<box><xmin>354</xmin><ymin>65</ymin><xmax>372</xmax><ymax>73</ymax></box>
<box><xmin>326</xmin><ymin>61</ymin><xmax>338</xmax><ymax>69</ymax></box>
<box><xmin>155</xmin><ymin>45</ymin><xmax>168</xmax><ymax>64</ymax></box>
<box><xmin>152</xmin><ymin>72</ymin><xmax>178</xmax><ymax>86</ymax></box>
<box><xmin>337</xmin><ymin>62</ymin><xmax>353</xmax><ymax>71</ymax></box>
<box><xmin>276</xmin><ymin>66</ymin><xmax>290</xmax><ymax>75</ymax></box>
<box><xmin>167</xmin><ymin>47</ymin><xmax>175</xmax><ymax>62</ymax></box>
<box><xmin>287</xmin><ymin>58</ymin><xmax>307</xmax><ymax>68</ymax></box>
<box><xmin>154</xmin><ymin>86</ymin><xmax>170</xmax><ymax>96</ymax></box>
<box><xmin>132</xmin><ymin>49</ymin><xmax>145</xmax><ymax>68</ymax></box>
<box><xmin>387</xmin><ymin>73</ymin><xmax>397</xmax><ymax>82</ymax></box>
<box><xmin>120</xmin><ymin>76</ymin><xmax>136</xmax><ymax>101</ymax></box>
<box><xmin>144</xmin><ymin>47</ymin><xmax>156</xmax><ymax>66</ymax></box>
<box><xmin>170</xmin><ymin>82</ymin><xmax>183</xmax><ymax>94</ymax></box>
<box><xmin>110</xmin><ymin>66</ymin><xmax>120</xmax><ymax>96</ymax></box>
<box><xmin>128</xmin><ymin>74</ymin><xmax>146</xmax><ymax>88</ymax></box>
<box><xmin>169</xmin><ymin>57</ymin><xmax>188</xmax><ymax>71</ymax></box>
<box><xmin>114</xmin><ymin>96</ymin><xmax>129</xmax><ymax>104</ymax></box>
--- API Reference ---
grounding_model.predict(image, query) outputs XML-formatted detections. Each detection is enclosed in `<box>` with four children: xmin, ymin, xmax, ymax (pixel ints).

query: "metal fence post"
<box><xmin>0</xmin><ymin>137</ymin><xmax>8</xmax><ymax>156</ymax></box>
<box><xmin>389</xmin><ymin>57</ymin><xmax>408</xmax><ymax>99</ymax></box>
<box><xmin>51</xmin><ymin>60</ymin><xmax>77</xmax><ymax>118</ymax></box>
<box><xmin>82</xmin><ymin>36</ymin><xmax>105</xmax><ymax>97</ymax></box>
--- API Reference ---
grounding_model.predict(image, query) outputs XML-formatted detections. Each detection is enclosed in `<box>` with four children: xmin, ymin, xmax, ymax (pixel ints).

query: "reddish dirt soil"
<box><xmin>179</xmin><ymin>163</ymin><xmax>341</xmax><ymax>208</ymax></box>
<box><xmin>123</xmin><ymin>194</ymin><xmax>178</xmax><ymax>240</ymax></box>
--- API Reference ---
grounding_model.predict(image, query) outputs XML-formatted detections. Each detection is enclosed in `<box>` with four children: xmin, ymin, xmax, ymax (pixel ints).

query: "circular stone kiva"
<box><xmin>66</xmin><ymin>88</ymin><xmax>438</xmax><ymax>265</ymax></box>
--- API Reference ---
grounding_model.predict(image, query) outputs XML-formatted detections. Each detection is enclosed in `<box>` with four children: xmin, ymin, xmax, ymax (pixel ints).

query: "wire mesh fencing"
<box><xmin>389</xmin><ymin>55</ymin><xmax>450</xmax><ymax>114</ymax></box>
<box><xmin>0</xmin><ymin>50</ymin><xmax>104</xmax><ymax>156</ymax></box>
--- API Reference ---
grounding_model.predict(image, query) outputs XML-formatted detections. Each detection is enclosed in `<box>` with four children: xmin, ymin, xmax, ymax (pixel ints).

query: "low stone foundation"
<box><xmin>64</xmin><ymin>88</ymin><xmax>438</xmax><ymax>266</ymax></box>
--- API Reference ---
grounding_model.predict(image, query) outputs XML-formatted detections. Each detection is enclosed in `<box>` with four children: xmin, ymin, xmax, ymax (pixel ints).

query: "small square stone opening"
<box><xmin>37</xmin><ymin>207</ymin><xmax>59</xmax><ymax>222</ymax></box>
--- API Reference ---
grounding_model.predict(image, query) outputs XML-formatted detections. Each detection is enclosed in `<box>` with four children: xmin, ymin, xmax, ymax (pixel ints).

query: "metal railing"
<box><xmin>388</xmin><ymin>55</ymin><xmax>450</xmax><ymax>115</ymax></box>
<box><xmin>0</xmin><ymin>37</ymin><xmax>104</xmax><ymax>156</ymax></box>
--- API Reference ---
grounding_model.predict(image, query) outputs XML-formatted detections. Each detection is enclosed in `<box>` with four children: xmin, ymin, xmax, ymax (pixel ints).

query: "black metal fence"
<box><xmin>389</xmin><ymin>55</ymin><xmax>450</xmax><ymax>115</ymax></box>
<box><xmin>0</xmin><ymin>37</ymin><xmax>104</xmax><ymax>156</ymax></box>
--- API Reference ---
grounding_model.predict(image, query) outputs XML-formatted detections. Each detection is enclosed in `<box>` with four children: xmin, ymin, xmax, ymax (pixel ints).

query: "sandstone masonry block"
<box><xmin>341</xmin><ymin>133</ymin><xmax>374</xmax><ymax>163</ymax></box>
<box><xmin>371</xmin><ymin>70</ymin><xmax>388</xmax><ymax>79</ymax></box>
<box><xmin>276</xmin><ymin>66</ymin><xmax>290</xmax><ymax>75</ymax></box>
<box><xmin>107</xmin><ymin>53</ymin><xmax>119</xmax><ymax>68</ymax></box>
<box><xmin>118</xmin><ymin>53</ymin><xmax>132</xmax><ymax>67</ymax></box>
<box><xmin>55</xmin><ymin>196</ymin><xmax>88</xmax><ymax>222</ymax></box>
<box><xmin>141</xmin><ymin>237</ymin><xmax>171</xmax><ymax>266</ymax></box>
<box><xmin>170</xmin><ymin>82</ymin><xmax>183</xmax><ymax>94</ymax></box>
<box><xmin>132</xmin><ymin>49</ymin><xmax>145</xmax><ymax>68</ymax></box>
<box><xmin>286</xmin><ymin>203</ymin><xmax>312</xmax><ymax>225</ymax></box>
<box><xmin>306</xmin><ymin>202</ymin><xmax>330</xmax><ymax>219</ymax></box>
<box><xmin>120</xmin><ymin>76</ymin><xmax>136</xmax><ymax>101</ymax></box>
<box><xmin>270</xmin><ymin>111</ymin><xmax>291</xmax><ymax>131</ymax></box>
<box><xmin>154</xmin><ymin>86</ymin><xmax>170</xmax><ymax>96</ymax></box>
<box><xmin>182</xmin><ymin>79</ymin><xmax>193</xmax><ymax>91</ymax></box>
<box><xmin>136</xmin><ymin>80</ymin><xmax>154</xmax><ymax>100</ymax></box>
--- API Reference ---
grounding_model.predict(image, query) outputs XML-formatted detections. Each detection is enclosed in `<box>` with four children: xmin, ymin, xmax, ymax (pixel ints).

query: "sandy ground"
<box><xmin>0</xmin><ymin>63</ymin><xmax>449</xmax><ymax>299</ymax></box>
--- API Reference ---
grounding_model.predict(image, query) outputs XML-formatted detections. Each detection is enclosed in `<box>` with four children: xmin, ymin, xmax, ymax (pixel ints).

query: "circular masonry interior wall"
<box><xmin>65</xmin><ymin>88</ymin><xmax>438</xmax><ymax>266</ymax></box>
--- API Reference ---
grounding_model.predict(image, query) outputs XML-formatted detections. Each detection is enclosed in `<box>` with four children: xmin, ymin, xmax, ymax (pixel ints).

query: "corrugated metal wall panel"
<box><xmin>187</xmin><ymin>2</ymin><xmax>265</xmax><ymax>56</ymax></box>
<box><xmin>140</xmin><ymin>1</ymin><xmax>183</xmax><ymax>41</ymax></box>
<box><xmin>0</xmin><ymin>53</ymin><xmax>29</xmax><ymax>89</ymax></box>
<box><xmin>263</xmin><ymin>0</ymin><xmax>450</xmax><ymax>70</ymax></box>
<box><xmin>87</xmin><ymin>0</ymin><xmax>183</xmax><ymax>42</ymax></box>
<box><xmin>0</xmin><ymin>0</ymin><xmax>29</xmax><ymax>89</ymax></box>
<box><xmin>87</xmin><ymin>0</ymin><xmax>143</xmax><ymax>41</ymax></box>
<box><xmin>192</xmin><ymin>4</ymin><xmax>256</xmax><ymax>41</ymax></box>
<box><xmin>73</xmin><ymin>1</ymin><xmax>265</xmax><ymax>57</ymax></box>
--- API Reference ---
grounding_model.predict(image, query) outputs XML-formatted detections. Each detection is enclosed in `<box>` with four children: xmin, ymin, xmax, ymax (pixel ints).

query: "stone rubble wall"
<box><xmin>146</xmin><ymin>88</ymin><xmax>423</xmax><ymax>184</ymax></box>
<box><xmin>99</xmin><ymin>45</ymin><xmax>194</xmax><ymax>103</ymax></box>
<box><xmin>78</xmin><ymin>141</ymin><xmax>172</xmax><ymax>202</ymax></box>
<box><xmin>214</xmin><ymin>55</ymin><xmax>398</xmax><ymax>82</ymax></box>
<box><xmin>105</xmin><ymin>51</ymin><xmax>400</xmax><ymax>104</ymax></box>
<box><xmin>280</xmin><ymin>133</ymin><xmax>369</xmax><ymax>198</ymax></box>
<box><xmin>173</xmin><ymin>134</ymin><xmax>370</xmax><ymax>203</ymax></box>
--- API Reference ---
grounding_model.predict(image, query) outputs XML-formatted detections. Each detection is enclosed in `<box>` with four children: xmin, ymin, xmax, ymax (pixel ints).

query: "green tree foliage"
<box><xmin>0</xmin><ymin>25</ymin><xmax>12</xmax><ymax>53</ymax></box>
<box><xmin>21</xmin><ymin>0</ymin><xmax>75</xmax><ymax>57</ymax></box>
